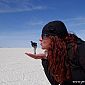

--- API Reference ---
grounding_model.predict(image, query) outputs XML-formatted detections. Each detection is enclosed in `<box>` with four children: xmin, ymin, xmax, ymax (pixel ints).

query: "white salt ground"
<box><xmin>0</xmin><ymin>48</ymin><xmax>51</xmax><ymax>85</ymax></box>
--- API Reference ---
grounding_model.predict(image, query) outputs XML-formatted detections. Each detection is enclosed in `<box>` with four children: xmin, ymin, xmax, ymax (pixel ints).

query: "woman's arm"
<box><xmin>25</xmin><ymin>53</ymin><xmax>46</xmax><ymax>59</ymax></box>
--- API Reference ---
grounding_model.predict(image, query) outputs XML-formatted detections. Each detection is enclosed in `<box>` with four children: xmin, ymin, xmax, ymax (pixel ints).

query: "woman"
<box><xmin>25</xmin><ymin>21</ymin><xmax>85</xmax><ymax>85</ymax></box>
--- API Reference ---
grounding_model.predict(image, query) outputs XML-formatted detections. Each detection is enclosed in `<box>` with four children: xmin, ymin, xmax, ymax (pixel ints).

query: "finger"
<box><xmin>25</xmin><ymin>53</ymin><xmax>30</xmax><ymax>56</ymax></box>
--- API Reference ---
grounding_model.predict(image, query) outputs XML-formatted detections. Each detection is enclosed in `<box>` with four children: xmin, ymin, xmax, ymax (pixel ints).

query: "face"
<box><xmin>39</xmin><ymin>36</ymin><xmax>51</xmax><ymax>50</ymax></box>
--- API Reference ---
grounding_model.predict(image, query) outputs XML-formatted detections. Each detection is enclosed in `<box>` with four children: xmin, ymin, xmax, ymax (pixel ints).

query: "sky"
<box><xmin>0</xmin><ymin>0</ymin><xmax>85</xmax><ymax>48</ymax></box>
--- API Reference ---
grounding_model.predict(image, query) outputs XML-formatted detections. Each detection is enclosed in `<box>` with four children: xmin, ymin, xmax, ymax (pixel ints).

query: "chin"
<box><xmin>42</xmin><ymin>47</ymin><xmax>47</xmax><ymax>50</ymax></box>
<box><xmin>41</xmin><ymin>47</ymin><xmax>46</xmax><ymax>49</ymax></box>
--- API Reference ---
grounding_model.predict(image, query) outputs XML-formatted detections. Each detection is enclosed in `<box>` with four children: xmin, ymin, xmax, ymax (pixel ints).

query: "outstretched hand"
<box><xmin>25</xmin><ymin>52</ymin><xmax>46</xmax><ymax>59</ymax></box>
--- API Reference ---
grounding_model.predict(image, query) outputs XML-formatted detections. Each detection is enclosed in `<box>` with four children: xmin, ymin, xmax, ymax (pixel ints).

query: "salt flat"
<box><xmin>0</xmin><ymin>48</ymin><xmax>50</xmax><ymax>85</ymax></box>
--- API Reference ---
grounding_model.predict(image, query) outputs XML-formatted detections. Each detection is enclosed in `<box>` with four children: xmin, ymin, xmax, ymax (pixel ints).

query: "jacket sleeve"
<box><xmin>78</xmin><ymin>42</ymin><xmax>85</xmax><ymax>71</ymax></box>
<box><xmin>41</xmin><ymin>59</ymin><xmax>59</xmax><ymax>85</ymax></box>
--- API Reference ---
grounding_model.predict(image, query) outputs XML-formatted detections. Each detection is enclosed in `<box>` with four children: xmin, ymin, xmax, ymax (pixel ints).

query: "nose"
<box><xmin>39</xmin><ymin>37</ymin><xmax>42</xmax><ymax>42</ymax></box>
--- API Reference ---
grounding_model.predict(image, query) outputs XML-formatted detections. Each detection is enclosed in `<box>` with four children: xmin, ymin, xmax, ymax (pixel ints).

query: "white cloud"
<box><xmin>62</xmin><ymin>17</ymin><xmax>85</xmax><ymax>40</ymax></box>
<box><xmin>77</xmin><ymin>29</ymin><xmax>85</xmax><ymax>40</ymax></box>
<box><xmin>0</xmin><ymin>0</ymin><xmax>46</xmax><ymax>13</ymax></box>
<box><xmin>64</xmin><ymin>17</ymin><xmax>85</xmax><ymax>26</ymax></box>
<box><xmin>26</xmin><ymin>21</ymin><xmax>44</xmax><ymax>26</ymax></box>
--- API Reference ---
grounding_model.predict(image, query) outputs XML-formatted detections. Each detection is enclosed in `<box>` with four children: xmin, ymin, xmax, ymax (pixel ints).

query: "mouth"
<box><xmin>40</xmin><ymin>42</ymin><xmax>42</xmax><ymax>46</ymax></box>
<box><xmin>40</xmin><ymin>44</ymin><xmax>42</xmax><ymax>47</ymax></box>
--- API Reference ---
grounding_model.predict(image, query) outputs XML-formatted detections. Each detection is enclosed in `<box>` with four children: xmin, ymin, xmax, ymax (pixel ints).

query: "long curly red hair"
<box><xmin>47</xmin><ymin>34</ymin><xmax>77</xmax><ymax>84</ymax></box>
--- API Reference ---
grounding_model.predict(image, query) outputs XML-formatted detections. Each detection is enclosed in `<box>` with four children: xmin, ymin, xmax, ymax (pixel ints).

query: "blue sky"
<box><xmin>0</xmin><ymin>0</ymin><xmax>85</xmax><ymax>48</ymax></box>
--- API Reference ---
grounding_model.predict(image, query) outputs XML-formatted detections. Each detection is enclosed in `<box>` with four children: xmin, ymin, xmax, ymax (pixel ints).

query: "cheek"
<box><xmin>42</xmin><ymin>40</ymin><xmax>51</xmax><ymax>49</ymax></box>
<box><xmin>46</xmin><ymin>42</ymin><xmax>51</xmax><ymax>48</ymax></box>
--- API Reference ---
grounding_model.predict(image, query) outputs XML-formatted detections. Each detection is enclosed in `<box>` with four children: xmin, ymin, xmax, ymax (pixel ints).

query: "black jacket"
<box><xmin>41</xmin><ymin>38</ymin><xmax>85</xmax><ymax>85</ymax></box>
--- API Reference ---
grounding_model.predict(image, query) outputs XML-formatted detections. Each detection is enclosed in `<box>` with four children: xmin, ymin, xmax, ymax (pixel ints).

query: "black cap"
<box><xmin>42</xmin><ymin>21</ymin><xmax>68</xmax><ymax>38</ymax></box>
